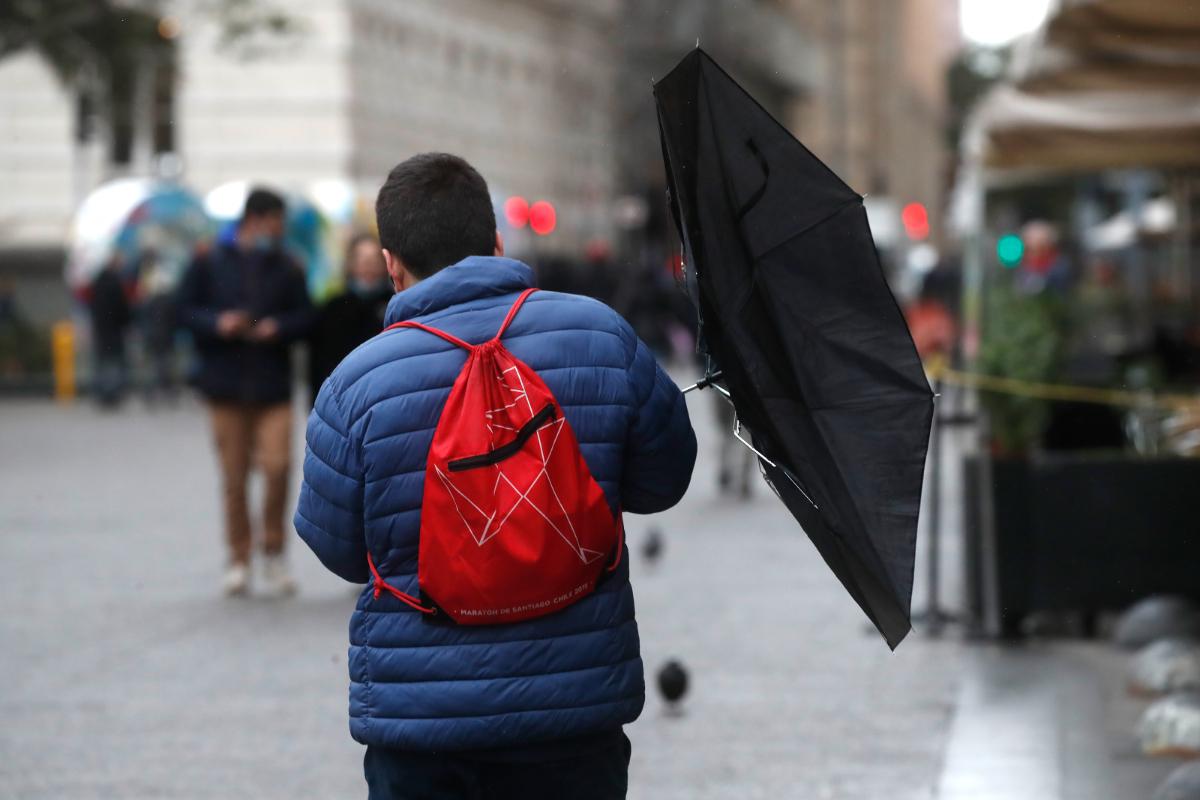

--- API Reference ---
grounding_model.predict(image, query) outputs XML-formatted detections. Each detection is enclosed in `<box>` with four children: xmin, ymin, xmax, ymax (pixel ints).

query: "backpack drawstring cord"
<box><xmin>367</xmin><ymin>552</ymin><xmax>437</xmax><ymax>614</ymax></box>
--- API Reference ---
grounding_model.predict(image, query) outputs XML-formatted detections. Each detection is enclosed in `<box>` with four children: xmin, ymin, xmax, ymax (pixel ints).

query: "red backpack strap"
<box><xmin>384</xmin><ymin>319</ymin><xmax>475</xmax><ymax>350</ymax></box>
<box><xmin>493</xmin><ymin>288</ymin><xmax>538</xmax><ymax>341</ymax></box>
<box><xmin>383</xmin><ymin>288</ymin><xmax>537</xmax><ymax>347</ymax></box>
<box><xmin>367</xmin><ymin>551</ymin><xmax>437</xmax><ymax>614</ymax></box>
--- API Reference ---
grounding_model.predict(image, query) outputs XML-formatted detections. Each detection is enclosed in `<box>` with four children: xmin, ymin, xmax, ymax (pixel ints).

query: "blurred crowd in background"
<box><xmin>0</xmin><ymin>0</ymin><xmax>1198</xmax><ymax>463</ymax></box>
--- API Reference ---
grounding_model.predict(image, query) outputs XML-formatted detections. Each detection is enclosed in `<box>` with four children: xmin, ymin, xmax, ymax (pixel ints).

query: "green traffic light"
<box><xmin>997</xmin><ymin>234</ymin><xmax>1024</xmax><ymax>267</ymax></box>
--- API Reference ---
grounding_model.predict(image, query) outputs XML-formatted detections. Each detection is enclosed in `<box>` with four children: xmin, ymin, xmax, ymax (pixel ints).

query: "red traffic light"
<box><xmin>503</xmin><ymin>196</ymin><xmax>530</xmax><ymax>228</ymax></box>
<box><xmin>529</xmin><ymin>201</ymin><xmax>556</xmax><ymax>236</ymax></box>
<box><xmin>901</xmin><ymin>202</ymin><xmax>930</xmax><ymax>240</ymax></box>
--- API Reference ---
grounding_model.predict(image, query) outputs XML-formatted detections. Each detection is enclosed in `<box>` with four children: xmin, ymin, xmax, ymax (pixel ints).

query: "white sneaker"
<box><xmin>223</xmin><ymin>563</ymin><xmax>250</xmax><ymax>596</ymax></box>
<box><xmin>262</xmin><ymin>555</ymin><xmax>297</xmax><ymax>598</ymax></box>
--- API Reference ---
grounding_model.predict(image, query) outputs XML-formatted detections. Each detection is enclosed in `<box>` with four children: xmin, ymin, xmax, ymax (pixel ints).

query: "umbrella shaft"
<box><xmin>682</xmin><ymin>370</ymin><xmax>725</xmax><ymax>394</ymax></box>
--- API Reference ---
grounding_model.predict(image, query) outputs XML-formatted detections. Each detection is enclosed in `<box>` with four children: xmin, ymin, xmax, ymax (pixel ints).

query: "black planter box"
<box><xmin>964</xmin><ymin>453</ymin><xmax>1200</xmax><ymax>636</ymax></box>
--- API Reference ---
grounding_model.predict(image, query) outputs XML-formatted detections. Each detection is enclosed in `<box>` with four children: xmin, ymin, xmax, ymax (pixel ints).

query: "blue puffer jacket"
<box><xmin>295</xmin><ymin>256</ymin><xmax>696</xmax><ymax>752</ymax></box>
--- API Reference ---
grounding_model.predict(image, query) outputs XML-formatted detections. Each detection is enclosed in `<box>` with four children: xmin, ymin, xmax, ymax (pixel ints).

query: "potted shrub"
<box><xmin>964</xmin><ymin>284</ymin><xmax>1200</xmax><ymax>637</ymax></box>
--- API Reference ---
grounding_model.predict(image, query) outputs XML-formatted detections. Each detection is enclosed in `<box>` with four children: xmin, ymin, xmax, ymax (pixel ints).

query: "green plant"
<box><xmin>0</xmin><ymin>316</ymin><xmax>51</xmax><ymax>379</ymax></box>
<box><xmin>978</xmin><ymin>284</ymin><xmax>1064</xmax><ymax>455</ymax></box>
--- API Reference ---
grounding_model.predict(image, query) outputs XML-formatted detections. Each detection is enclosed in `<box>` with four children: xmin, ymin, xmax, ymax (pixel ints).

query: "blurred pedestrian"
<box><xmin>89</xmin><ymin>256</ymin><xmax>132</xmax><ymax>408</ymax></box>
<box><xmin>0</xmin><ymin>279</ymin><xmax>18</xmax><ymax>376</ymax></box>
<box><xmin>295</xmin><ymin>153</ymin><xmax>696</xmax><ymax>799</ymax></box>
<box><xmin>307</xmin><ymin>232</ymin><xmax>392</xmax><ymax>404</ymax></box>
<box><xmin>904</xmin><ymin>279</ymin><xmax>958</xmax><ymax>361</ymax></box>
<box><xmin>580</xmin><ymin>238</ymin><xmax>616</xmax><ymax>304</ymax></box>
<box><xmin>177</xmin><ymin>188</ymin><xmax>314</xmax><ymax>597</ymax></box>
<box><xmin>613</xmin><ymin>256</ymin><xmax>677</xmax><ymax>358</ymax></box>
<box><xmin>136</xmin><ymin>249</ymin><xmax>179</xmax><ymax>405</ymax></box>
<box><xmin>1018</xmin><ymin>221</ymin><xmax>1073</xmax><ymax>295</ymax></box>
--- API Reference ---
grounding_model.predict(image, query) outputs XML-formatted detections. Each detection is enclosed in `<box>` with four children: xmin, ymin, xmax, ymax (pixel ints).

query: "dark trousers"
<box><xmin>93</xmin><ymin>349</ymin><xmax>128</xmax><ymax>407</ymax></box>
<box><xmin>364</xmin><ymin>734</ymin><xmax>631</xmax><ymax>800</ymax></box>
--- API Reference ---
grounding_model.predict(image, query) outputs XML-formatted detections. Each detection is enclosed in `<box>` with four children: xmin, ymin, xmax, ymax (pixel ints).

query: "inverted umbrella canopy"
<box><xmin>654</xmin><ymin>49</ymin><xmax>933</xmax><ymax>649</ymax></box>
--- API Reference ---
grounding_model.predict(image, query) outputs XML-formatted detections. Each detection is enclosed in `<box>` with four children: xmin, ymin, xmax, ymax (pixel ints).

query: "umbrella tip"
<box><xmin>695</xmin><ymin>37</ymin><xmax>700</xmax><ymax>49</ymax></box>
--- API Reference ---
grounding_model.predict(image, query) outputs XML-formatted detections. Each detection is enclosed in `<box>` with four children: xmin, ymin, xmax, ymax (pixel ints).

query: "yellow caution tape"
<box><xmin>925</xmin><ymin>356</ymin><xmax>1199</xmax><ymax>412</ymax></box>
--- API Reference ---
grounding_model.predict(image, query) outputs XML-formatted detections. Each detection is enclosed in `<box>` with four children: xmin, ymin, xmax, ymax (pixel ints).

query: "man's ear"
<box><xmin>493</xmin><ymin>230</ymin><xmax>504</xmax><ymax>257</ymax></box>
<box><xmin>382</xmin><ymin>248</ymin><xmax>410</xmax><ymax>292</ymax></box>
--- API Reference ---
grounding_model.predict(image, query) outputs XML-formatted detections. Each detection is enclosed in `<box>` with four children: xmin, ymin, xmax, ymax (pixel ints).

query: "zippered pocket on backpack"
<box><xmin>447</xmin><ymin>403</ymin><xmax>557</xmax><ymax>472</ymax></box>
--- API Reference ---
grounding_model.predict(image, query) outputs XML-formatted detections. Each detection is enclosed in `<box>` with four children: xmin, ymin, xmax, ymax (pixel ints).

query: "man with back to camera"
<box><xmin>295</xmin><ymin>153</ymin><xmax>697</xmax><ymax>799</ymax></box>
<box><xmin>178</xmin><ymin>188</ymin><xmax>314</xmax><ymax>597</ymax></box>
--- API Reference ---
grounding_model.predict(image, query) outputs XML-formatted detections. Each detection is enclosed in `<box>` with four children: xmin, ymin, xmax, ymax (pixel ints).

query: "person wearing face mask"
<box><xmin>177</xmin><ymin>188</ymin><xmax>315</xmax><ymax>597</ymax></box>
<box><xmin>306</xmin><ymin>232</ymin><xmax>393</xmax><ymax>406</ymax></box>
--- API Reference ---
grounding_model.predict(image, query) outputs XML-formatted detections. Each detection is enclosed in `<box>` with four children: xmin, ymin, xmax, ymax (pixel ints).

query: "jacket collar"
<box><xmin>383</xmin><ymin>256</ymin><xmax>535</xmax><ymax>326</ymax></box>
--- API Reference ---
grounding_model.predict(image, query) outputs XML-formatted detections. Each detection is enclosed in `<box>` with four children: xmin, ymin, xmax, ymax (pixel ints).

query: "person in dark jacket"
<box><xmin>136</xmin><ymin>249</ymin><xmax>180</xmax><ymax>405</ymax></box>
<box><xmin>307</xmin><ymin>232</ymin><xmax>392</xmax><ymax>405</ymax></box>
<box><xmin>89</xmin><ymin>256</ymin><xmax>133</xmax><ymax>408</ymax></box>
<box><xmin>178</xmin><ymin>188</ymin><xmax>314</xmax><ymax>597</ymax></box>
<box><xmin>295</xmin><ymin>154</ymin><xmax>697</xmax><ymax>800</ymax></box>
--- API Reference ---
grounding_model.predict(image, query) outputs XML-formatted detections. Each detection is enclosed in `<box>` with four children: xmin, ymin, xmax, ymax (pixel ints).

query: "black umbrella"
<box><xmin>654</xmin><ymin>49</ymin><xmax>933</xmax><ymax>649</ymax></box>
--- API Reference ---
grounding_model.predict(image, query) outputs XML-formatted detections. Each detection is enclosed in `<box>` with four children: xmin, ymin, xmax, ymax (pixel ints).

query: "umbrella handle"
<box><xmin>682</xmin><ymin>370</ymin><xmax>724</xmax><ymax>394</ymax></box>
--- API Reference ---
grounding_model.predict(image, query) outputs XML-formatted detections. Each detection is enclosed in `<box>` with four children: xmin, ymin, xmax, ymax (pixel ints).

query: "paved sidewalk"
<box><xmin>938</xmin><ymin>643</ymin><xmax>1180</xmax><ymax>800</ymax></box>
<box><xmin>0</xmin><ymin>392</ymin><xmax>1172</xmax><ymax>798</ymax></box>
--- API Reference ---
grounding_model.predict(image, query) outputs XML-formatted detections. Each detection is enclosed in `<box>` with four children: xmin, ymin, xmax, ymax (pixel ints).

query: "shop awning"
<box><xmin>964</xmin><ymin>1</ymin><xmax>1200</xmax><ymax>176</ymax></box>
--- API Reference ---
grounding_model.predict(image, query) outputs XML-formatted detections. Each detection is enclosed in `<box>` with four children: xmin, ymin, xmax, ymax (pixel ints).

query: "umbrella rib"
<box><xmin>775</xmin><ymin>461</ymin><xmax>819</xmax><ymax>510</ymax></box>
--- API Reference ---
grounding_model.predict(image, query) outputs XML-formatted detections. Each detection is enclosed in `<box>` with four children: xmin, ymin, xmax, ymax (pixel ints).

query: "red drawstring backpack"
<box><xmin>368</xmin><ymin>288</ymin><xmax>623</xmax><ymax>625</ymax></box>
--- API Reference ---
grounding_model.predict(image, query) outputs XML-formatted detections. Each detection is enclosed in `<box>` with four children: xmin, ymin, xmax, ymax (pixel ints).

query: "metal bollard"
<box><xmin>51</xmin><ymin>321</ymin><xmax>76</xmax><ymax>402</ymax></box>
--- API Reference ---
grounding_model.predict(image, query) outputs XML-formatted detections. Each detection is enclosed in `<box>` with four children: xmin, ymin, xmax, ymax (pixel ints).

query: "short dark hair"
<box><xmin>375</xmin><ymin>153</ymin><xmax>496</xmax><ymax>279</ymax></box>
<box><xmin>242</xmin><ymin>187</ymin><xmax>286</xmax><ymax>221</ymax></box>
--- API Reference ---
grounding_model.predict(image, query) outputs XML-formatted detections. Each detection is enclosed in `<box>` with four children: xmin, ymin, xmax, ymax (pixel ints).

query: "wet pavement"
<box><xmin>0</xmin><ymin>390</ymin><xmax>1183</xmax><ymax>798</ymax></box>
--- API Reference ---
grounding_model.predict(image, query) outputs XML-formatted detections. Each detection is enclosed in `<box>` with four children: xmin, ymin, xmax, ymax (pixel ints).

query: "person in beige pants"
<box><xmin>210</xmin><ymin>403</ymin><xmax>292</xmax><ymax>570</ymax></box>
<box><xmin>177</xmin><ymin>188</ymin><xmax>314</xmax><ymax>595</ymax></box>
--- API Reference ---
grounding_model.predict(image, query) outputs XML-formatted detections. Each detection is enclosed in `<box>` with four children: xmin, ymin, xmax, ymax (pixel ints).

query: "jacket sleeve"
<box><xmin>273</xmin><ymin>264</ymin><xmax>316</xmax><ymax>343</ymax></box>
<box><xmin>294</xmin><ymin>381</ymin><xmax>369</xmax><ymax>583</ymax></box>
<box><xmin>175</xmin><ymin>256</ymin><xmax>220</xmax><ymax>341</ymax></box>
<box><xmin>620</xmin><ymin>337</ymin><xmax>698</xmax><ymax>514</ymax></box>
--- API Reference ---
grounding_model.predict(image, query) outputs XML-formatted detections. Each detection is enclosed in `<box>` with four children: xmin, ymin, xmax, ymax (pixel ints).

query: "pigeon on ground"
<box><xmin>642</xmin><ymin>527</ymin><xmax>663</xmax><ymax>565</ymax></box>
<box><xmin>657</xmin><ymin>659</ymin><xmax>688</xmax><ymax>712</ymax></box>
